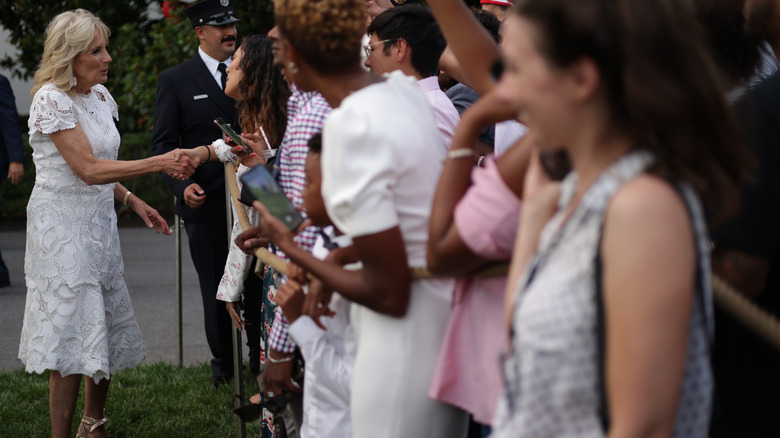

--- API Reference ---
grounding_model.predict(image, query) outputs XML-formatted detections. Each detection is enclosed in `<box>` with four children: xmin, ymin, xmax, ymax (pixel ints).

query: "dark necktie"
<box><xmin>218</xmin><ymin>63</ymin><xmax>227</xmax><ymax>90</ymax></box>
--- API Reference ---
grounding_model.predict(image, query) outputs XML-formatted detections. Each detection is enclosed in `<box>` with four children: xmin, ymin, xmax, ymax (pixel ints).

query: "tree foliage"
<box><xmin>109</xmin><ymin>7</ymin><xmax>193</xmax><ymax>133</ymax></box>
<box><xmin>0</xmin><ymin>1</ymin><xmax>276</xmax><ymax>216</ymax></box>
<box><xmin>110</xmin><ymin>2</ymin><xmax>275</xmax><ymax>133</ymax></box>
<box><xmin>0</xmin><ymin>0</ymin><xmax>275</xmax><ymax>133</ymax></box>
<box><xmin>0</xmin><ymin>1</ymin><xmax>152</xmax><ymax>81</ymax></box>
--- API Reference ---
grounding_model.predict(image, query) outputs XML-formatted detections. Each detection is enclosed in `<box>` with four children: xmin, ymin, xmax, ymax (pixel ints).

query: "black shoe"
<box><xmin>233</xmin><ymin>394</ymin><xmax>262</xmax><ymax>422</ymax></box>
<box><xmin>0</xmin><ymin>278</ymin><xmax>9</xmax><ymax>288</ymax></box>
<box><xmin>212</xmin><ymin>376</ymin><xmax>231</xmax><ymax>389</ymax></box>
<box><xmin>232</xmin><ymin>393</ymin><xmax>289</xmax><ymax>423</ymax></box>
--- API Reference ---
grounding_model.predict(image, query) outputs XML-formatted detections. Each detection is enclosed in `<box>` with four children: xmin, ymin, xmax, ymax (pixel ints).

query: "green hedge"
<box><xmin>116</xmin><ymin>130</ymin><xmax>177</xmax><ymax>216</ymax></box>
<box><xmin>0</xmin><ymin>130</ymin><xmax>176</xmax><ymax>219</ymax></box>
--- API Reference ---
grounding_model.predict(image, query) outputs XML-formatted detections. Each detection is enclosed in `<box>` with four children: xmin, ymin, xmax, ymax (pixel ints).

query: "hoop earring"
<box><xmin>287</xmin><ymin>61</ymin><xmax>298</xmax><ymax>74</ymax></box>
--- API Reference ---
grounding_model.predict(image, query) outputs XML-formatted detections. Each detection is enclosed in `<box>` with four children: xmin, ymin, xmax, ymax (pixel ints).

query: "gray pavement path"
<box><xmin>0</xmin><ymin>222</ymin><xmax>237</xmax><ymax>372</ymax></box>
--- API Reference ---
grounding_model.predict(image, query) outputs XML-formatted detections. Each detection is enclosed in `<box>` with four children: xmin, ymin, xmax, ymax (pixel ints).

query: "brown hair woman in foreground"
<box><xmin>484</xmin><ymin>0</ymin><xmax>744</xmax><ymax>436</ymax></box>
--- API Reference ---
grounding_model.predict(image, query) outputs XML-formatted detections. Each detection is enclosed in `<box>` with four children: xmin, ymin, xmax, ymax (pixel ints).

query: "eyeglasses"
<box><xmin>363</xmin><ymin>38</ymin><xmax>395</xmax><ymax>58</ymax></box>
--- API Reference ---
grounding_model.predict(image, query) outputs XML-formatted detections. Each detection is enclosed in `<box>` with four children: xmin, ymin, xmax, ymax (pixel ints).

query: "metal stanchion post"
<box><xmin>174</xmin><ymin>202</ymin><xmax>183</xmax><ymax>368</ymax></box>
<box><xmin>227</xmin><ymin>169</ymin><xmax>247</xmax><ymax>438</ymax></box>
<box><xmin>233</xmin><ymin>325</ymin><xmax>246</xmax><ymax>438</ymax></box>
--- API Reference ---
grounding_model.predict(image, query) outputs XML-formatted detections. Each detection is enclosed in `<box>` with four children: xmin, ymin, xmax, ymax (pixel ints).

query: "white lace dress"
<box><xmin>18</xmin><ymin>83</ymin><xmax>145</xmax><ymax>382</ymax></box>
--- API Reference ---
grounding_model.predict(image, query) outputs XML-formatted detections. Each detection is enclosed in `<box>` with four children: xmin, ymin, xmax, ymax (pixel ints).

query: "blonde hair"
<box><xmin>31</xmin><ymin>9</ymin><xmax>110</xmax><ymax>98</ymax></box>
<box><xmin>273</xmin><ymin>0</ymin><xmax>364</xmax><ymax>74</ymax></box>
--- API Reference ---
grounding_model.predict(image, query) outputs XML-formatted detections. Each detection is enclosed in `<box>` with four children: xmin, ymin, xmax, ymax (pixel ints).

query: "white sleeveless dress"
<box><xmin>491</xmin><ymin>151</ymin><xmax>714</xmax><ymax>437</ymax></box>
<box><xmin>18</xmin><ymin>83</ymin><xmax>145</xmax><ymax>382</ymax></box>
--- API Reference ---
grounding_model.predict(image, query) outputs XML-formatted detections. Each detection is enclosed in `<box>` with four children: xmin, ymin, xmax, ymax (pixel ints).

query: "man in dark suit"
<box><xmin>0</xmin><ymin>73</ymin><xmax>24</xmax><ymax>288</ymax></box>
<box><xmin>151</xmin><ymin>0</ymin><xmax>239</xmax><ymax>386</ymax></box>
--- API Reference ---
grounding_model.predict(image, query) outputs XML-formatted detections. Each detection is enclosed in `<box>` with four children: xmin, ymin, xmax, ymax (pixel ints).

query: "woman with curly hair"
<box><xmin>233</xmin><ymin>34</ymin><xmax>289</xmax><ymax>150</ymax></box>
<box><xmin>239</xmin><ymin>0</ymin><xmax>468</xmax><ymax>435</ymax></box>
<box><xmin>188</xmin><ymin>34</ymin><xmax>289</xmax><ymax>171</ymax></box>
<box><xmin>184</xmin><ymin>34</ymin><xmax>290</xmax><ymax>383</ymax></box>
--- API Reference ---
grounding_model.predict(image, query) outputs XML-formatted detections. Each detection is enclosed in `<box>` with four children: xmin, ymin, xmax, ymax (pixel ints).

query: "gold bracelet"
<box><xmin>446</xmin><ymin>148</ymin><xmax>477</xmax><ymax>160</ymax></box>
<box><xmin>123</xmin><ymin>190</ymin><xmax>132</xmax><ymax>206</ymax></box>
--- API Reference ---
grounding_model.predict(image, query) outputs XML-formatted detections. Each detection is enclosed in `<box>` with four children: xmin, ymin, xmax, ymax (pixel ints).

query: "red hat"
<box><xmin>480</xmin><ymin>0</ymin><xmax>511</xmax><ymax>6</ymax></box>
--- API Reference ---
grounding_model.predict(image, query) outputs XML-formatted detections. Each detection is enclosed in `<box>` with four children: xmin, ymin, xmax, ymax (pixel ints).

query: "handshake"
<box><xmin>156</xmin><ymin>148</ymin><xmax>203</xmax><ymax>181</ymax></box>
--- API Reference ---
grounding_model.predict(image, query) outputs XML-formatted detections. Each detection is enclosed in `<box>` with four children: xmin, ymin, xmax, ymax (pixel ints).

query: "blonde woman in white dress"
<box><xmin>18</xmin><ymin>9</ymin><xmax>197</xmax><ymax>438</ymax></box>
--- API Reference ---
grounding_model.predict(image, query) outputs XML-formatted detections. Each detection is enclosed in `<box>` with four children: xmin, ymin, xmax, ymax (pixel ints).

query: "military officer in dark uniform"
<box><xmin>152</xmin><ymin>0</ymin><xmax>240</xmax><ymax>387</ymax></box>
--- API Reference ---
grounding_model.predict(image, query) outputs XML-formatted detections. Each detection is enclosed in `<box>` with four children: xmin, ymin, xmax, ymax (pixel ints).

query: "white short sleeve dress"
<box><xmin>321</xmin><ymin>71</ymin><xmax>467</xmax><ymax>438</ymax></box>
<box><xmin>18</xmin><ymin>83</ymin><xmax>146</xmax><ymax>382</ymax></box>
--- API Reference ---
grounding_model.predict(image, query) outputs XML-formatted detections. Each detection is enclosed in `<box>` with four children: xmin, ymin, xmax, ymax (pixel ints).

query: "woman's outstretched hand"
<box><xmin>128</xmin><ymin>195</ymin><xmax>171</xmax><ymax>235</ymax></box>
<box><xmin>161</xmin><ymin>149</ymin><xmax>199</xmax><ymax>180</ymax></box>
<box><xmin>173</xmin><ymin>147</ymin><xmax>200</xmax><ymax>162</ymax></box>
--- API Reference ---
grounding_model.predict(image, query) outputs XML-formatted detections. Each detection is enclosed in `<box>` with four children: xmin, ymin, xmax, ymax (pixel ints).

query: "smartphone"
<box><xmin>239</xmin><ymin>165</ymin><xmax>305</xmax><ymax>231</ymax></box>
<box><xmin>214</xmin><ymin>117</ymin><xmax>244</xmax><ymax>147</ymax></box>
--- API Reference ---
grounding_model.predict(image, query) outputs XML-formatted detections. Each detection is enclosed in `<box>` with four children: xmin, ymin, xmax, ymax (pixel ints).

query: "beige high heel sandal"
<box><xmin>77</xmin><ymin>411</ymin><xmax>108</xmax><ymax>438</ymax></box>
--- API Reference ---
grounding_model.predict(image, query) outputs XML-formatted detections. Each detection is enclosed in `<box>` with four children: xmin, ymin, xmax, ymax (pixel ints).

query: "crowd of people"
<box><xmin>12</xmin><ymin>0</ymin><xmax>780</xmax><ymax>437</ymax></box>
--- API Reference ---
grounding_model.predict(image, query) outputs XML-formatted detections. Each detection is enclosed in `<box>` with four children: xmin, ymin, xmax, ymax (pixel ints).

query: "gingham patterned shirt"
<box><xmin>268</xmin><ymin>85</ymin><xmax>332</xmax><ymax>353</ymax></box>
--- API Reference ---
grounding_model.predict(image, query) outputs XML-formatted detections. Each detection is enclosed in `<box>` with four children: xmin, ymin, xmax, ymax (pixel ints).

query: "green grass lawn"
<box><xmin>0</xmin><ymin>362</ymin><xmax>262</xmax><ymax>437</ymax></box>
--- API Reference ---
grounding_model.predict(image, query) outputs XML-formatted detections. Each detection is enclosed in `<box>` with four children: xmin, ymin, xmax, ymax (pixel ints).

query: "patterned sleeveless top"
<box><xmin>491</xmin><ymin>150</ymin><xmax>714</xmax><ymax>438</ymax></box>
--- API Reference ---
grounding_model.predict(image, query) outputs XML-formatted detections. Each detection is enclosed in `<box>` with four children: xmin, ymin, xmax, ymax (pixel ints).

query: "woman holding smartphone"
<box><xmin>237</xmin><ymin>0</ymin><xmax>468</xmax><ymax>434</ymax></box>
<box><xmin>183</xmin><ymin>34</ymin><xmax>290</xmax><ymax>382</ymax></box>
<box><xmin>478</xmin><ymin>0</ymin><xmax>740</xmax><ymax>436</ymax></box>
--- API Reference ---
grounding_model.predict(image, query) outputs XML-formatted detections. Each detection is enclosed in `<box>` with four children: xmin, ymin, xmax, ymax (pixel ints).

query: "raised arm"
<box><xmin>428</xmin><ymin>88</ymin><xmax>525</xmax><ymax>274</ymax></box>
<box><xmin>427</xmin><ymin>0</ymin><xmax>502</xmax><ymax>95</ymax></box>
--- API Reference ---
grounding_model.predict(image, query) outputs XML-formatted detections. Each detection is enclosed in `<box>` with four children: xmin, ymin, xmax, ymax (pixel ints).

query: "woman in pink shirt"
<box><xmin>427</xmin><ymin>90</ymin><xmax>532</xmax><ymax>435</ymax></box>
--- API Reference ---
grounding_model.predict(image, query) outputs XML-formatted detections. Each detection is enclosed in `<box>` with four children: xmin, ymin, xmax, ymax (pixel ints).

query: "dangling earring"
<box><xmin>287</xmin><ymin>61</ymin><xmax>299</xmax><ymax>74</ymax></box>
<box><xmin>72</xmin><ymin>77</ymin><xmax>77</xmax><ymax>87</ymax></box>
